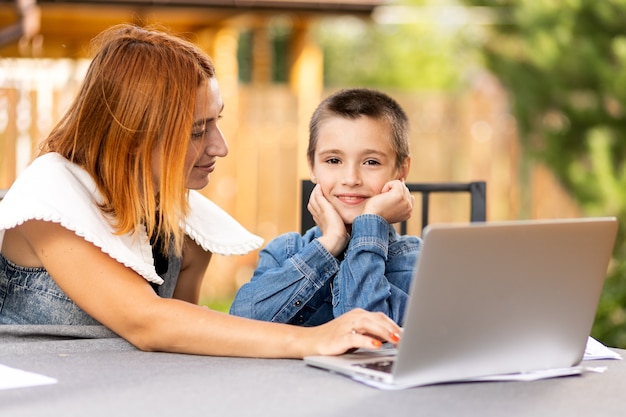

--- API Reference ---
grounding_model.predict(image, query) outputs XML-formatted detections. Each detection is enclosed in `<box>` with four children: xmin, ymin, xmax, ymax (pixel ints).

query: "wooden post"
<box><xmin>0</xmin><ymin>88</ymin><xmax>18</xmax><ymax>189</ymax></box>
<box><xmin>288</xmin><ymin>21</ymin><xmax>323</xmax><ymax>225</ymax></box>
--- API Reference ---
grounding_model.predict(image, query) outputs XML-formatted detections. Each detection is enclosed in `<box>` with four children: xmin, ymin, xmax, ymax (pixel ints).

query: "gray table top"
<box><xmin>1</xmin><ymin>325</ymin><xmax>625</xmax><ymax>417</ymax></box>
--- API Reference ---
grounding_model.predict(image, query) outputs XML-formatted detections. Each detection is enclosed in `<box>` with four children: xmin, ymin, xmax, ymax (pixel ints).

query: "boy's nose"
<box><xmin>341</xmin><ymin>167</ymin><xmax>362</xmax><ymax>186</ymax></box>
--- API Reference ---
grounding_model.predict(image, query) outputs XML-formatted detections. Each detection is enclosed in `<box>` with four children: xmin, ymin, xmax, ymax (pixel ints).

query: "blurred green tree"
<box><xmin>315</xmin><ymin>1</ymin><xmax>475</xmax><ymax>91</ymax></box>
<box><xmin>457</xmin><ymin>0</ymin><xmax>626</xmax><ymax>347</ymax></box>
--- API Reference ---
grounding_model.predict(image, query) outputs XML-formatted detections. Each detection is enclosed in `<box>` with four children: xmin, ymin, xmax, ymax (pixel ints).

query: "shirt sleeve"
<box><xmin>229</xmin><ymin>231</ymin><xmax>340</xmax><ymax>323</ymax></box>
<box><xmin>331</xmin><ymin>214</ymin><xmax>420</xmax><ymax>324</ymax></box>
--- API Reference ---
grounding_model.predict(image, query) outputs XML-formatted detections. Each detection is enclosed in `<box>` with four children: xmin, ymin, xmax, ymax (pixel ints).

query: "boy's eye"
<box><xmin>364</xmin><ymin>159</ymin><xmax>380</xmax><ymax>166</ymax></box>
<box><xmin>325</xmin><ymin>158</ymin><xmax>341</xmax><ymax>164</ymax></box>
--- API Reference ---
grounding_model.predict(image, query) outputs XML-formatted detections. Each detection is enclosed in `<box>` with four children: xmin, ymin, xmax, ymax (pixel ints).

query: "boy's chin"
<box><xmin>339</xmin><ymin>213</ymin><xmax>358</xmax><ymax>225</ymax></box>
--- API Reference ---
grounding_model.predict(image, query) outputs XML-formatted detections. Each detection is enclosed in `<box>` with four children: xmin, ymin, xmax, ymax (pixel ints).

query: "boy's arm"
<box><xmin>229</xmin><ymin>232</ymin><xmax>340</xmax><ymax>323</ymax></box>
<box><xmin>332</xmin><ymin>214</ymin><xmax>420</xmax><ymax>324</ymax></box>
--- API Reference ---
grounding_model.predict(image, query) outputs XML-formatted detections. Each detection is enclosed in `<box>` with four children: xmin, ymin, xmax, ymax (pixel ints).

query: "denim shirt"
<box><xmin>230</xmin><ymin>214</ymin><xmax>421</xmax><ymax>326</ymax></box>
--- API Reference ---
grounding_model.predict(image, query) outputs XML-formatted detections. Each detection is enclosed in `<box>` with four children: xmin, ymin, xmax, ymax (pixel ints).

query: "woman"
<box><xmin>0</xmin><ymin>24</ymin><xmax>400</xmax><ymax>357</ymax></box>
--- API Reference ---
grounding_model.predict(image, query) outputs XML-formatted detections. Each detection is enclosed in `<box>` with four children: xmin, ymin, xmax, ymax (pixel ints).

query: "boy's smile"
<box><xmin>309</xmin><ymin>115</ymin><xmax>408</xmax><ymax>225</ymax></box>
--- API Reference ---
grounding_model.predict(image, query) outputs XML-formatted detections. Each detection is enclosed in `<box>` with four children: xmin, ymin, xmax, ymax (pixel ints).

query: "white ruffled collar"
<box><xmin>0</xmin><ymin>153</ymin><xmax>263</xmax><ymax>284</ymax></box>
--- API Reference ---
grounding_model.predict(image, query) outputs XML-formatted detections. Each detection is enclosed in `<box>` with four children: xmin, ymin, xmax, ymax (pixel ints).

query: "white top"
<box><xmin>0</xmin><ymin>153</ymin><xmax>263</xmax><ymax>285</ymax></box>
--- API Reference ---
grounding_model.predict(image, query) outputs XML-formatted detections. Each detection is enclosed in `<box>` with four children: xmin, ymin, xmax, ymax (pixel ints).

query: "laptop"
<box><xmin>304</xmin><ymin>217</ymin><xmax>618</xmax><ymax>389</ymax></box>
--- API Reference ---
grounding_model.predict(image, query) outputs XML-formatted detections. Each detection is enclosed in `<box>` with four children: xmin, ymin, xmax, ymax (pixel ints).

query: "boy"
<box><xmin>230</xmin><ymin>88</ymin><xmax>421</xmax><ymax>325</ymax></box>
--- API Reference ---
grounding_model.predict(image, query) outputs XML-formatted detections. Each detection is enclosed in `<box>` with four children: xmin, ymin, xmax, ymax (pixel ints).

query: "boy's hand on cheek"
<box><xmin>364</xmin><ymin>180</ymin><xmax>414</xmax><ymax>225</ymax></box>
<box><xmin>308</xmin><ymin>185</ymin><xmax>350</xmax><ymax>256</ymax></box>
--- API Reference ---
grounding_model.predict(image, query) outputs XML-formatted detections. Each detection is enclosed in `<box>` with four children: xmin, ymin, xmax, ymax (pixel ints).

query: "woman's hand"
<box><xmin>301</xmin><ymin>308</ymin><xmax>402</xmax><ymax>356</ymax></box>
<box><xmin>307</xmin><ymin>184</ymin><xmax>350</xmax><ymax>256</ymax></box>
<box><xmin>363</xmin><ymin>180</ymin><xmax>414</xmax><ymax>225</ymax></box>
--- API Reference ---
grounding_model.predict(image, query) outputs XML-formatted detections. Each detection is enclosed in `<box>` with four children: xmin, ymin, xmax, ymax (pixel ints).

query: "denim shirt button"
<box><xmin>294</xmin><ymin>300</ymin><xmax>302</xmax><ymax>307</ymax></box>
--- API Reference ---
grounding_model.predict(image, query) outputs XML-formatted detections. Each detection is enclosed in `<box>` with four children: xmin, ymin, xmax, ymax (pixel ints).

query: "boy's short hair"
<box><xmin>307</xmin><ymin>88</ymin><xmax>410</xmax><ymax>169</ymax></box>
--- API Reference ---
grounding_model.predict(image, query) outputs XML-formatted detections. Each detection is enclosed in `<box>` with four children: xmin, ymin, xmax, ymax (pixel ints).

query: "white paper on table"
<box><xmin>0</xmin><ymin>364</ymin><xmax>57</xmax><ymax>390</ymax></box>
<box><xmin>583</xmin><ymin>336</ymin><xmax>622</xmax><ymax>360</ymax></box>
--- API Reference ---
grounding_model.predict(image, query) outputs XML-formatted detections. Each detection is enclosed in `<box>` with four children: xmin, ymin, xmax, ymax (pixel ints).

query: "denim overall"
<box><xmin>0</xmin><ymin>251</ymin><xmax>181</xmax><ymax>325</ymax></box>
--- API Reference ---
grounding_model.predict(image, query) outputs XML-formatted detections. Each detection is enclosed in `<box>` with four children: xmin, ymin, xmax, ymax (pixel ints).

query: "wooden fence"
<box><xmin>0</xmin><ymin>60</ymin><xmax>581</xmax><ymax>302</ymax></box>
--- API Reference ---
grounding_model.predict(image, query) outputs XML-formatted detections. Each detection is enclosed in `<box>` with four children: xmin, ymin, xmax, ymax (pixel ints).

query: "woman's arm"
<box><xmin>173</xmin><ymin>236</ymin><xmax>212</xmax><ymax>303</ymax></box>
<box><xmin>17</xmin><ymin>220</ymin><xmax>400</xmax><ymax>357</ymax></box>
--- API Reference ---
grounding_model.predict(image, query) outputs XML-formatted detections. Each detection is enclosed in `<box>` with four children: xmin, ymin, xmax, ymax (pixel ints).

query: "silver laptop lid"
<box><xmin>393</xmin><ymin>217</ymin><xmax>618</xmax><ymax>386</ymax></box>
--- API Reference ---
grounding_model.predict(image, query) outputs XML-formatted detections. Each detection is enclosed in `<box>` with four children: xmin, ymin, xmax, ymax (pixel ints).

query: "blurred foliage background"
<box><xmin>316</xmin><ymin>0</ymin><xmax>626</xmax><ymax>347</ymax></box>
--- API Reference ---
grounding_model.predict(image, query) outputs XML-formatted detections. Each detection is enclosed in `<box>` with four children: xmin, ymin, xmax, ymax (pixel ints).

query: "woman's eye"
<box><xmin>190</xmin><ymin>131</ymin><xmax>205</xmax><ymax>140</ymax></box>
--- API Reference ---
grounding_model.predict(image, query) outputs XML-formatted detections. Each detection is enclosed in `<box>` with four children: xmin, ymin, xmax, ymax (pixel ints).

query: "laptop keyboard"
<box><xmin>353</xmin><ymin>360</ymin><xmax>394</xmax><ymax>374</ymax></box>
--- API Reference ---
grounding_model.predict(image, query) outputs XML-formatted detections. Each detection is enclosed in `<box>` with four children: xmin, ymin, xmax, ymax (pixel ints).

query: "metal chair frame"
<box><xmin>300</xmin><ymin>180</ymin><xmax>487</xmax><ymax>235</ymax></box>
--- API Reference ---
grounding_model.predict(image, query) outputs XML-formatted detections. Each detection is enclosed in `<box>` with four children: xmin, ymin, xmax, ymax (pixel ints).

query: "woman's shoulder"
<box><xmin>0</xmin><ymin>153</ymin><xmax>163</xmax><ymax>284</ymax></box>
<box><xmin>1</xmin><ymin>153</ymin><xmax>103</xmax><ymax>224</ymax></box>
<box><xmin>1</xmin><ymin>153</ymin><xmax>98</xmax><ymax>212</ymax></box>
<box><xmin>9</xmin><ymin>153</ymin><xmax>100</xmax><ymax>202</ymax></box>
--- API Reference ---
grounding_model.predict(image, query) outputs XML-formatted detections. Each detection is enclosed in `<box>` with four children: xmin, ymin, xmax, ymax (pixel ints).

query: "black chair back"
<box><xmin>300</xmin><ymin>180</ymin><xmax>487</xmax><ymax>235</ymax></box>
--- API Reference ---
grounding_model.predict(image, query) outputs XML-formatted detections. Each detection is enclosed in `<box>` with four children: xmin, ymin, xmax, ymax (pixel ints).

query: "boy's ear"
<box><xmin>398</xmin><ymin>156</ymin><xmax>411</xmax><ymax>181</ymax></box>
<box><xmin>307</xmin><ymin>160</ymin><xmax>317</xmax><ymax>184</ymax></box>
